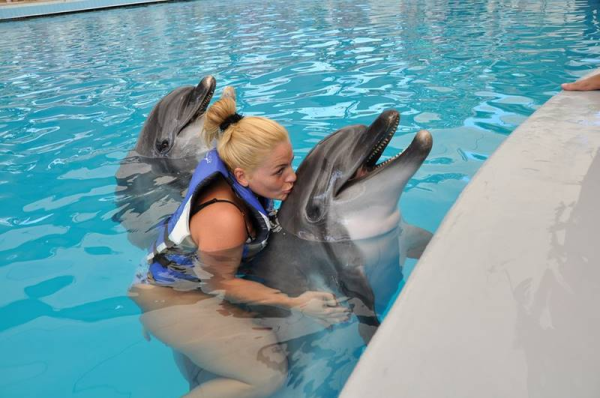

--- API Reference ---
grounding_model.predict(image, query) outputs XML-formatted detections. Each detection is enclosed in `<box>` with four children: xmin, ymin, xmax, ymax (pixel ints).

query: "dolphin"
<box><xmin>135</xmin><ymin>75</ymin><xmax>216</xmax><ymax>159</ymax></box>
<box><xmin>243</xmin><ymin>109</ymin><xmax>433</xmax><ymax>397</ymax></box>
<box><xmin>114</xmin><ymin>76</ymin><xmax>221</xmax><ymax>248</ymax></box>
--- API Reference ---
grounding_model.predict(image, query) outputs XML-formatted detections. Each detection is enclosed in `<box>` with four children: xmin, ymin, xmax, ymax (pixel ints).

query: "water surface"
<box><xmin>1</xmin><ymin>0</ymin><xmax>599</xmax><ymax>396</ymax></box>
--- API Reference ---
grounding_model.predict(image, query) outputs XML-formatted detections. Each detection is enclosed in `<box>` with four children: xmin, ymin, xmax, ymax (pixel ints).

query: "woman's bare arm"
<box><xmin>190</xmin><ymin>202</ymin><xmax>349</xmax><ymax>323</ymax></box>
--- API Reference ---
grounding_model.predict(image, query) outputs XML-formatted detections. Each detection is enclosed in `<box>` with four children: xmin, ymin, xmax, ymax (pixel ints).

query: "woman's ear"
<box><xmin>233</xmin><ymin>167</ymin><xmax>250</xmax><ymax>187</ymax></box>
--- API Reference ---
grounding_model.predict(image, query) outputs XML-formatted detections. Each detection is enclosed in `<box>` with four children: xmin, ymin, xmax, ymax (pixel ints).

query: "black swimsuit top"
<box><xmin>192</xmin><ymin>198</ymin><xmax>254</xmax><ymax>241</ymax></box>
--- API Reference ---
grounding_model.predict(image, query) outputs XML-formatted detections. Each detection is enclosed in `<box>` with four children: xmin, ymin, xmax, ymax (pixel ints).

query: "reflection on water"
<box><xmin>0</xmin><ymin>0</ymin><xmax>599</xmax><ymax>396</ymax></box>
<box><xmin>114</xmin><ymin>153</ymin><xmax>199</xmax><ymax>248</ymax></box>
<box><xmin>129</xmin><ymin>271</ymin><xmax>288</xmax><ymax>398</ymax></box>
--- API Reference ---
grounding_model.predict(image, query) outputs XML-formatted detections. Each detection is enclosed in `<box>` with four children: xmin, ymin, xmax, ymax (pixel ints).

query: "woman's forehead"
<box><xmin>270</xmin><ymin>141</ymin><xmax>293</xmax><ymax>158</ymax></box>
<box><xmin>259</xmin><ymin>141</ymin><xmax>293</xmax><ymax>169</ymax></box>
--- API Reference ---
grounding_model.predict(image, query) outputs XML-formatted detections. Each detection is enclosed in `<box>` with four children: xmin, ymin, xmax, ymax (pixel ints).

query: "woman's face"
<box><xmin>244</xmin><ymin>141</ymin><xmax>296</xmax><ymax>201</ymax></box>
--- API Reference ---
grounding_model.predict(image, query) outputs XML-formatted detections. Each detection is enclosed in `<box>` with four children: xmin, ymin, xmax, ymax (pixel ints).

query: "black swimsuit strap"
<box><xmin>194</xmin><ymin>198</ymin><xmax>253</xmax><ymax>239</ymax></box>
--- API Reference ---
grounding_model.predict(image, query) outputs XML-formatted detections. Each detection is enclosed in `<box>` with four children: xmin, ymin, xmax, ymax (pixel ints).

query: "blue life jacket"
<box><xmin>147</xmin><ymin>149</ymin><xmax>276</xmax><ymax>288</ymax></box>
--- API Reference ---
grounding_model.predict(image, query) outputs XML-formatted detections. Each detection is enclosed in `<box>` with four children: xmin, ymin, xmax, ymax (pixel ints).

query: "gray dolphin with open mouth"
<box><xmin>114</xmin><ymin>76</ymin><xmax>220</xmax><ymax>248</ymax></box>
<box><xmin>244</xmin><ymin>109</ymin><xmax>433</xmax><ymax>397</ymax></box>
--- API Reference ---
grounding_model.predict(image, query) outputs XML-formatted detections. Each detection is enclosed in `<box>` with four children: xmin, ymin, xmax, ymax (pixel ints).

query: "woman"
<box><xmin>129</xmin><ymin>94</ymin><xmax>349</xmax><ymax>398</ymax></box>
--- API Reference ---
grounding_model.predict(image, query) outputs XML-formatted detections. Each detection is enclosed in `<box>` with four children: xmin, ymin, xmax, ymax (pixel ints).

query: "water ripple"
<box><xmin>0</xmin><ymin>0</ymin><xmax>598</xmax><ymax>396</ymax></box>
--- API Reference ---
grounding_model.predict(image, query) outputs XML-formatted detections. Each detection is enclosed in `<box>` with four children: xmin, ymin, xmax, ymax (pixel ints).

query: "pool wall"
<box><xmin>342</xmin><ymin>68</ymin><xmax>600</xmax><ymax>398</ymax></box>
<box><xmin>0</xmin><ymin>0</ymin><xmax>170</xmax><ymax>20</ymax></box>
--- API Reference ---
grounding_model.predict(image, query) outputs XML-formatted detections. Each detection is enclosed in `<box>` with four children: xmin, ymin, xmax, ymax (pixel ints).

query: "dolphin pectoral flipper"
<box><xmin>338</xmin><ymin>268</ymin><xmax>380</xmax><ymax>344</ymax></box>
<box><xmin>401</xmin><ymin>222</ymin><xmax>433</xmax><ymax>259</ymax></box>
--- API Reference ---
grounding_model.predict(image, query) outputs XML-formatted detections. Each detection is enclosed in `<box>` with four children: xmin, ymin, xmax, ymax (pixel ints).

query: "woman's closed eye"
<box><xmin>273</xmin><ymin>167</ymin><xmax>286</xmax><ymax>176</ymax></box>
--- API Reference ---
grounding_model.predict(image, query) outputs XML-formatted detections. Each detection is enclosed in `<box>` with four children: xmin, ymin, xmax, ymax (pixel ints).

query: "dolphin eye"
<box><xmin>157</xmin><ymin>140</ymin><xmax>170</xmax><ymax>152</ymax></box>
<box><xmin>306</xmin><ymin>184</ymin><xmax>329</xmax><ymax>223</ymax></box>
<box><xmin>306</xmin><ymin>204</ymin><xmax>323</xmax><ymax>222</ymax></box>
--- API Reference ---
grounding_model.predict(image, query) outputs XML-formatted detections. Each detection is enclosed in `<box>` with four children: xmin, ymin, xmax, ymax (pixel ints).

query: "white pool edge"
<box><xmin>0</xmin><ymin>0</ymin><xmax>171</xmax><ymax>21</ymax></box>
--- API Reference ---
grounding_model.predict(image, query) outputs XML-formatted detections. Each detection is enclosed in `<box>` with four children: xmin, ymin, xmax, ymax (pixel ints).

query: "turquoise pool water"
<box><xmin>1</xmin><ymin>0</ymin><xmax>599</xmax><ymax>396</ymax></box>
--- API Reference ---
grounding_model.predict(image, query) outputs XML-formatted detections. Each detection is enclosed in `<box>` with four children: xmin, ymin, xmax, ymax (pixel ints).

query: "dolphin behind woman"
<box><xmin>114</xmin><ymin>76</ymin><xmax>224</xmax><ymax>248</ymax></box>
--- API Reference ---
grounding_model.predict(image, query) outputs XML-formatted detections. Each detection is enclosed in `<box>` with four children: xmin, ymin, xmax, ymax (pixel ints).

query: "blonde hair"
<box><xmin>203</xmin><ymin>97</ymin><xmax>289</xmax><ymax>172</ymax></box>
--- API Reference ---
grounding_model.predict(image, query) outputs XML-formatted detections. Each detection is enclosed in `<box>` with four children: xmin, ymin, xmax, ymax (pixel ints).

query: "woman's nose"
<box><xmin>287</xmin><ymin>170</ymin><xmax>297</xmax><ymax>183</ymax></box>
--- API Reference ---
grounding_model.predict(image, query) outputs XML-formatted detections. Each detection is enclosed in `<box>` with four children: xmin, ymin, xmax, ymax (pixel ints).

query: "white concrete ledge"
<box><xmin>342</xmin><ymin>69</ymin><xmax>600</xmax><ymax>398</ymax></box>
<box><xmin>0</xmin><ymin>0</ymin><xmax>170</xmax><ymax>20</ymax></box>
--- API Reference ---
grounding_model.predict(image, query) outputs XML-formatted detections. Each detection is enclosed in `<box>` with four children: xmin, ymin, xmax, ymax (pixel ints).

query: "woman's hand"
<box><xmin>290</xmin><ymin>291</ymin><xmax>351</xmax><ymax>327</ymax></box>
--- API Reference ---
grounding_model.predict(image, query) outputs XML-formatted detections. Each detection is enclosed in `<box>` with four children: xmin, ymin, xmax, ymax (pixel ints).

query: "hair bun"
<box><xmin>219</xmin><ymin>113</ymin><xmax>244</xmax><ymax>132</ymax></box>
<box><xmin>203</xmin><ymin>97</ymin><xmax>238</xmax><ymax>146</ymax></box>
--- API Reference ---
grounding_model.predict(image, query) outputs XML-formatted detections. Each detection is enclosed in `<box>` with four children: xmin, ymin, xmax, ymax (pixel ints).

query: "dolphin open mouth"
<box><xmin>197</xmin><ymin>84</ymin><xmax>215</xmax><ymax>115</ymax></box>
<box><xmin>345</xmin><ymin>112</ymin><xmax>401</xmax><ymax>188</ymax></box>
<box><xmin>177</xmin><ymin>77</ymin><xmax>216</xmax><ymax>136</ymax></box>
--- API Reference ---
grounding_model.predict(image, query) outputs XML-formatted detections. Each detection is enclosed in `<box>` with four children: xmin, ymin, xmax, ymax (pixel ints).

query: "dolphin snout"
<box><xmin>414</xmin><ymin>130</ymin><xmax>433</xmax><ymax>152</ymax></box>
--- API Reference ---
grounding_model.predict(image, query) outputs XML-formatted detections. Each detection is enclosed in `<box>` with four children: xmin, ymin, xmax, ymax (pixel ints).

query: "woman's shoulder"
<box><xmin>190</xmin><ymin>178</ymin><xmax>248</xmax><ymax>251</ymax></box>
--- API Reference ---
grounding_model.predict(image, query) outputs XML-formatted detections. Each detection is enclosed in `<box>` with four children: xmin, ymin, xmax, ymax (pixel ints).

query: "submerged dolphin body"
<box><xmin>114</xmin><ymin>76</ymin><xmax>218</xmax><ymax>248</ymax></box>
<box><xmin>245</xmin><ymin>110</ymin><xmax>433</xmax><ymax>397</ymax></box>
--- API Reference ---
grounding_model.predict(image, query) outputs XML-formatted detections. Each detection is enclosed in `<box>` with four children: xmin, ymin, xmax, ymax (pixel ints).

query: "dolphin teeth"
<box><xmin>199</xmin><ymin>87</ymin><xmax>215</xmax><ymax>112</ymax></box>
<box><xmin>366</xmin><ymin>118</ymin><xmax>399</xmax><ymax>168</ymax></box>
<box><xmin>367</xmin><ymin>115</ymin><xmax>400</xmax><ymax>169</ymax></box>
